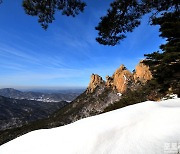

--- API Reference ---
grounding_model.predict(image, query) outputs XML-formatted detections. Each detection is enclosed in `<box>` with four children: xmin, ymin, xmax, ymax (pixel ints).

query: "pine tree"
<box><xmin>96</xmin><ymin>0</ymin><xmax>180</xmax><ymax>46</ymax></box>
<box><xmin>22</xmin><ymin>0</ymin><xmax>86</xmax><ymax>29</ymax></box>
<box><xmin>144</xmin><ymin>11</ymin><xmax>180</xmax><ymax>94</ymax></box>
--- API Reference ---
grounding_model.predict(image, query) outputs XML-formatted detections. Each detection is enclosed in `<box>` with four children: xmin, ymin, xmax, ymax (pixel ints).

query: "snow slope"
<box><xmin>0</xmin><ymin>98</ymin><xmax>180</xmax><ymax>154</ymax></box>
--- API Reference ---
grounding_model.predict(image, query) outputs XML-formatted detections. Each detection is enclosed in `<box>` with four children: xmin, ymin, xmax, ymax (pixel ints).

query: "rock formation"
<box><xmin>133</xmin><ymin>60</ymin><xmax>152</xmax><ymax>83</ymax></box>
<box><xmin>112</xmin><ymin>65</ymin><xmax>134</xmax><ymax>93</ymax></box>
<box><xmin>87</xmin><ymin>60</ymin><xmax>152</xmax><ymax>94</ymax></box>
<box><xmin>86</xmin><ymin>74</ymin><xmax>105</xmax><ymax>93</ymax></box>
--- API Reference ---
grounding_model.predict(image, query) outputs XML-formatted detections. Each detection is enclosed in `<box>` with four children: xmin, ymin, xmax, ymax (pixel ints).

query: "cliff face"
<box><xmin>87</xmin><ymin>60</ymin><xmax>152</xmax><ymax>94</ymax></box>
<box><xmin>112</xmin><ymin>65</ymin><xmax>134</xmax><ymax>93</ymax></box>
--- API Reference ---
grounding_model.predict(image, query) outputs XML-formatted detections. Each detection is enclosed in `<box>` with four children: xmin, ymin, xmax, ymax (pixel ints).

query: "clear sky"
<box><xmin>0</xmin><ymin>0</ymin><xmax>165</xmax><ymax>90</ymax></box>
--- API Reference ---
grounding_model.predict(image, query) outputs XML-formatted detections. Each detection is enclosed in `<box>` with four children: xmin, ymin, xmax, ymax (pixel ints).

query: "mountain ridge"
<box><xmin>87</xmin><ymin>60</ymin><xmax>152</xmax><ymax>94</ymax></box>
<box><xmin>0</xmin><ymin>88</ymin><xmax>81</xmax><ymax>102</ymax></box>
<box><xmin>0</xmin><ymin>95</ymin><xmax>68</xmax><ymax>131</ymax></box>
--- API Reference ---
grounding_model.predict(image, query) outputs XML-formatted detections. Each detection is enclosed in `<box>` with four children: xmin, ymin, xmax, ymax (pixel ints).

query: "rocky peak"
<box><xmin>86</xmin><ymin>60</ymin><xmax>152</xmax><ymax>94</ymax></box>
<box><xmin>133</xmin><ymin>60</ymin><xmax>152</xmax><ymax>83</ymax></box>
<box><xmin>113</xmin><ymin>64</ymin><xmax>126</xmax><ymax>75</ymax></box>
<box><xmin>86</xmin><ymin>74</ymin><xmax>105</xmax><ymax>93</ymax></box>
<box><xmin>112</xmin><ymin>65</ymin><xmax>134</xmax><ymax>93</ymax></box>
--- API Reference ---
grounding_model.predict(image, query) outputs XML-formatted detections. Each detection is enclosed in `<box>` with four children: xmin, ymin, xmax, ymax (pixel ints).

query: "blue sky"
<box><xmin>0</xmin><ymin>0</ymin><xmax>165</xmax><ymax>90</ymax></box>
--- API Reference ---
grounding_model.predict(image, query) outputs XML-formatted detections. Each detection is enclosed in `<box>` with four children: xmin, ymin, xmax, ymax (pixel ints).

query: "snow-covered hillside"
<box><xmin>0</xmin><ymin>98</ymin><xmax>180</xmax><ymax>154</ymax></box>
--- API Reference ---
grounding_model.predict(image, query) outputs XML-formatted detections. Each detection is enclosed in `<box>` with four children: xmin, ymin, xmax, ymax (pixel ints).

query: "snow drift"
<box><xmin>0</xmin><ymin>98</ymin><xmax>180</xmax><ymax>154</ymax></box>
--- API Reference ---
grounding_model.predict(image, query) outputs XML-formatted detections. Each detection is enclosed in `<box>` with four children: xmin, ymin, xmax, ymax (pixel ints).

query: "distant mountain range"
<box><xmin>22</xmin><ymin>88</ymin><xmax>85</xmax><ymax>94</ymax></box>
<box><xmin>0</xmin><ymin>88</ymin><xmax>82</xmax><ymax>102</ymax></box>
<box><xmin>0</xmin><ymin>95</ymin><xmax>68</xmax><ymax>131</ymax></box>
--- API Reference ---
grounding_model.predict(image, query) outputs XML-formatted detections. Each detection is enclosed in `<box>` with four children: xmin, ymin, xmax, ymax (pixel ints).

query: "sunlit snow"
<box><xmin>0</xmin><ymin>98</ymin><xmax>180</xmax><ymax>154</ymax></box>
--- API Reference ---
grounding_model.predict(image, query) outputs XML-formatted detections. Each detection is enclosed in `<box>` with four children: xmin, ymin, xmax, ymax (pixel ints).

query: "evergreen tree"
<box><xmin>1</xmin><ymin>0</ymin><xmax>86</xmax><ymax>29</ymax></box>
<box><xmin>96</xmin><ymin>0</ymin><xmax>179</xmax><ymax>46</ymax></box>
<box><xmin>17</xmin><ymin>0</ymin><xmax>86</xmax><ymax>29</ymax></box>
<box><xmin>22</xmin><ymin>0</ymin><xmax>86</xmax><ymax>29</ymax></box>
<box><xmin>144</xmin><ymin>11</ymin><xmax>180</xmax><ymax>94</ymax></box>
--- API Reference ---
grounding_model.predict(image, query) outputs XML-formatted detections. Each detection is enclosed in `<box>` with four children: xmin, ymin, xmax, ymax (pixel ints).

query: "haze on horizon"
<box><xmin>0</xmin><ymin>0</ymin><xmax>165</xmax><ymax>89</ymax></box>
<box><xmin>0</xmin><ymin>85</ymin><xmax>86</xmax><ymax>91</ymax></box>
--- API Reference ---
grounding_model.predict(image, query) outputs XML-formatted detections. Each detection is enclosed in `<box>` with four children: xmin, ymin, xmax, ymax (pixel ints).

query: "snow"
<box><xmin>162</xmin><ymin>93</ymin><xmax>178</xmax><ymax>100</ymax></box>
<box><xmin>117</xmin><ymin>92</ymin><xmax>122</xmax><ymax>96</ymax></box>
<box><xmin>0</xmin><ymin>98</ymin><xmax>180</xmax><ymax>154</ymax></box>
<box><xmin>123</xmin><ymin>75</ymin><xmax>127</xmax><ymax>81</ymax></box>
